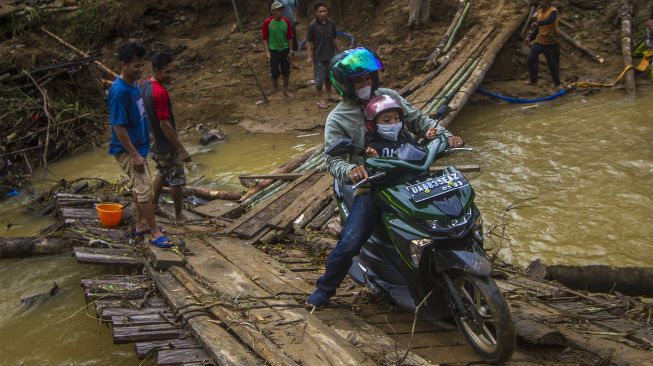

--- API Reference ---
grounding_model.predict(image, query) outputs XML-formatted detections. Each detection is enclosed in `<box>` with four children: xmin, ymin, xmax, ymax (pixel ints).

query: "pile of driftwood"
<box><xmin>0</xmin><ymin>85</ymin><xmax>102</xmax><ymax>196</ymax></box>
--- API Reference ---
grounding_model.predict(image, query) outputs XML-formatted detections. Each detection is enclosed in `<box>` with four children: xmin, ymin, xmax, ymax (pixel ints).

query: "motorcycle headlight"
<box><xmin>426</xmin><ymin>208</ymin><xmax>473</xmax><ymax>231</ymax></box>
<box><xmin>410</xmin><ymin>238</ymin><xmax>431</xmax><ymax>267</ymax></box>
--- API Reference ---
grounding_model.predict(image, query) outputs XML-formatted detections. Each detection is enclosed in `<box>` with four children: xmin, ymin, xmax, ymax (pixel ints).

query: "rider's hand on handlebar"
<box><xmin>447</xmin><ymin>136</ymin><xmax>464</xmax><ymax>148</ymax></box>
<box><xmin>349</xmin><ymin>165</ymin><xmax>369</xmax><ymax>183</ymax></box>
<box><xmin>365</xmin><ymin>147</ymin><xmax>379</xmax><ymax>158</ymax></box>
<box><xmin>425</xmin><ymin>127</ymin><xmax>438</xmax><ymax>140</ymax></box>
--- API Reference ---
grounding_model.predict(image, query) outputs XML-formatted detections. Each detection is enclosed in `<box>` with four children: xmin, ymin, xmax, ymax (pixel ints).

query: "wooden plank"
<box><xmin>60</xmin><ymin>207</ymin><xmax>98</xmax><ymax>219</ymax></box>
<box><xmin>234</xmin><ymin>174</ymin><xmax>323</xmax><ymax>238</ymax></box>
<box><xmin>148</xmin><ymin>266</ymin><xmax>263</xmax><ymax>366</ymax></box>
<box><xmin>157</xmin><ymin>348</ymin><xmax>213</xmax><ymax>366</ymax></box>
<box><xmin>207</xmin><ymin>236</ymin><xmax>313</xmax><ymax>295</ymax></box>
<box><xmin>73</xmin><ymin>247</ymin><xmax>142</xmax><ymax>266</ymax></box>
<box><xmin>239</xmin><ymin>173</ymin><xmax>303</xmax><ymax>180</ymax></box>
<box><xmin>192</xmin><ymin>199</ymin><xmax>242</xmax><ymax>219</ymax></box>
<box><xmin>182</xmin><ymin>237</ymin><xmax>376</xmax><ymax>366</ymax></box>
<box><xmin>134</xmin><ymin>339</ymin><xmax>200</xmax><ymax>359</ymax></box>
<box><xmin>430</xmin><ymin>164</ymin><xmax>480</xmax><ymax>173</ymax></box>
<box><xmin>168</xmin><ymin>266</ymin><xmax>301</xmax><ymax>366</ymax></box>
<box><xmin>111</xmin><ymin>312</ymin><xmax>175</xmax><ymax>327</ymax></box>
<box><xmin>268</xmin><ymin>173</ymin><xmax>333</xmax><ymax>230</ymax></box>
<box><xmin>144</xmin><ymin>244</ymin><xmax>184</xmax><ymax>270</ymax></box>
<box><xmin>99</xmin><ymin>307</ymin><xmax>170</xmax><ymax>321</ymax></box>
<box><xmin>113</xmin><ymin>324</ymin><xmax>185</xmax><ymax>344</ymax></box>
<box><xmin>315</xmin><ymin>309</ymin><xmax>434</xmax><ymax>365</ymax></box>
<box><xmin>225</xmin><ymin>171</ymin><xmax>317</xmax><ymax>234</ymax></box>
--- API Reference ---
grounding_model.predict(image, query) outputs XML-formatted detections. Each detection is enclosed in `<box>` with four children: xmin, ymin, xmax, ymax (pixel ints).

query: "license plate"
<box><xmin>406</xmin><ymin>171</ymin><xmax>469</xmax><ymax>202</ymax></box>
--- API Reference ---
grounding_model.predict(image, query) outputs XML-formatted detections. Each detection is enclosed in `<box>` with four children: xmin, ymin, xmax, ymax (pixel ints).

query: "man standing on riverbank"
<box><xmin>524</xmin><ymin>0</ymin><xmax>561</xmax><ymax>87</ymax></box>
<box><xmin>306</xmin><ymin>1</ymin><xmax>338</xmax><ymax>109</ymax></box>
<box><xmin>262</xmin><ymin>1</ymin><xmax>295</xmax><ymax>100</ymax></box>
<box><xmin>407</xmin><ymin>0</ymin><xmax>430</xmax><ymax>41</ymax></box>
<box><xmin>141</xmin><ymin>53</ymin><xmax>191</xmax><ymax>224</ymax></box>
<box><xmin>108</xmin><ymin>42</ymin><xmax>171</xmax><ymax>248</ymax></box>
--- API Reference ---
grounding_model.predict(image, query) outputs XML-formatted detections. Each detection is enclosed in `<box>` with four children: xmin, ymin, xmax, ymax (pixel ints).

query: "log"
<box><xmin>240</xmin><ymin>173</ymin><xmax>303</xmax><ymax>181</ymax></box>
<box><xmin>424</xmin><ymin>0</ymin><xmax>469</xmax><ymax>69</ymax></box>
<box><xmin>295</xmin><ymin>190</ymin><xmax>333</xmax><ymax>230</ymax></box>
<box><xmin>619</xmin><ymin>0</ymin><xmax>636</xmax><ymax>97</ymax></box>
<box><xmin>268</xmin><ymin>173</ymin><xmax>334</xmax><ymax>231</ymax></box>
<box><xmin>40</xmin><ymin>27</ymin><xmax>118</xmax><ymax>78</ymax></box>
<box><xmin>546</xmin><ymin>265</ymin><xmax>653</xmax><ymax>297</ymax></box>
<box><xmin>73</xmin><ymin>247</ymin><xmax>143</xmax><ymax>266</ymax></box>
<box><xmin>306</xmin><ymin>198</ymin><xmax>337</xmax><ymax>231</ymax></box>
<box><xmin>559</xmin><ymin>28</ymin><xmax>604</xmax><ymax>64</ymax></box>
<box><xmin>0</xmin><ymin>237</ymin><xmax>68</xmax><ymax>258</ymax></box>
<box><xmin>162</xmin><ymin>186</ymin><xmax>241</xmax><ymax>201</ymax></box>
<box><xmin>239</xmin><ymin>146</ymin><xmax>318</xmax><ymax>202</ymax></box>
<box><xmin>439</xmin><ymin>9</ymin><xmax>529</xmax><ymax>128</ymax></box>
<box><xmin>512</xmin><ymin>311</ymin><xmax>568</xmax><ymax>346</ymax></box>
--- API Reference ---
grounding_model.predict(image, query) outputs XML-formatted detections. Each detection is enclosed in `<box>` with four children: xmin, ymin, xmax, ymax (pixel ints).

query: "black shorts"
<box><xmin>269</xmin><ymin>49</ymin><xmax>290</xmax><ymax>79</ymax></box>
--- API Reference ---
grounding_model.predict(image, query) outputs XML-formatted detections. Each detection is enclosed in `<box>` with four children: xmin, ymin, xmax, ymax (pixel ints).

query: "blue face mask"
<box><xmin>376</xmin><ymin>123</ymin><xmax>402</xmax><ymax>141</ymax></box>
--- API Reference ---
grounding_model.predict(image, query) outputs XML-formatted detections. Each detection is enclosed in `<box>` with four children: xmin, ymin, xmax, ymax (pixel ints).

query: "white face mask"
<box><xmin>377</xmin><ymin>122</ymin><xmax>402</xmax><ymax>141</ymax></box>
<box><xmin>355</xmin><ymin>85</ymin><xmax>372</xmax><ymax>101</ymax></box>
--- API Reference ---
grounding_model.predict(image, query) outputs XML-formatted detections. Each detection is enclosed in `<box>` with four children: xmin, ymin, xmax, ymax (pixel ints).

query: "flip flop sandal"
<box><xmin>317</xmin><ymin>101</ymin><xmax>329</xmax><ymax>109</ymax></box>
<box><xmin>149</xmin><ymin>235</ymin><xmax>174</xmax><ymax>249</ymax></box>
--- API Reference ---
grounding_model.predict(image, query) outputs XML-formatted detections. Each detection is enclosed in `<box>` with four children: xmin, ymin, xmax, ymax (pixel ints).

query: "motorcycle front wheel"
<box><xmin>450</xmin><ymin>272</ymin><xmax>515</xmax><ymax>364</ymax></box>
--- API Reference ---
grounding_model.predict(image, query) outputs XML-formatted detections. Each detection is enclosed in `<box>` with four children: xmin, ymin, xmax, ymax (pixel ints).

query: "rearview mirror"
<box><xmin>325</xmin><ymin>138</ymin><xmax>360</xmax><ymax>156</ymax></box>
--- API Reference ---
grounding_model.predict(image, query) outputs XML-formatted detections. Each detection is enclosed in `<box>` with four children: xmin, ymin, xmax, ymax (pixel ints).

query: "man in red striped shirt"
<box><xmin>141</xmin><ymin>53</ymin><xmax>191</xmax><ymax>224</ymax></box>
<box><xmin>262</xmin><ymin>1</ymin><xmax>295</xmax><ymax>100</ymax></box>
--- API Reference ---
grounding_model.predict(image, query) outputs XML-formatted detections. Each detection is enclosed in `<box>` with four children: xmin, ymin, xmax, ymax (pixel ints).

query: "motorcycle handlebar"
<box><xmin>352</xmin><ymin>171</ymin><xmax>386</xmax><ymax>190</ymax></box>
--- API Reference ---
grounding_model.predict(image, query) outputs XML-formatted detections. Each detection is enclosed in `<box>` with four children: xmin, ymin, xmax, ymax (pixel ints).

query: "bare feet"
<box><xmin>174</xmin><ymin>215</ymin><xmax>187</xmax><ymax>225</ymax></box>
<box><xmin>317</xmin><ymin>99</ymin><xmax>329</xmax><ymax>109</ymax></box>
<box><xmin>284</xmin><ymin>90</ymin><xmax>294</xmax><ymax>99</ymax></box>
<box><xmin>523</xmin><ymin>80</ymin><xmax>537</xmax><ymax>85</ymax></box>
<box><xmin>275</xmin><ymin>92</ymin><xmax>284</xmax><ymax>101</ymax></box>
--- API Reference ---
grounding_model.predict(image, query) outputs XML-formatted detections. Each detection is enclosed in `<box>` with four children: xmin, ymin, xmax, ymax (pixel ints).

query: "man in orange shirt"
<box><xmin>524</xmin><ymin>0</ymin><xmax>561</xmax><ymax>87</ymax></box>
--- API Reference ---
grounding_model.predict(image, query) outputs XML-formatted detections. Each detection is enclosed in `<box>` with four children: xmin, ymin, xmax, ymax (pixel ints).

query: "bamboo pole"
<box><xmin>40</xmin><ymin>27</ymin><xmax>118</xmax><ymax>78</ymax></box>
<box><xmin>239</xmin><ymin>146</ymin><xmax>318</xmax><ymax>202</ymax></box>
<box><xmin>425</xmin><ymin>0</ymin><xmax>468</xmax><ymax>69</ymax></box>
<box><xmin>619</xmin><ymin>0</ymin><xmax>636</xmax><ymax>97</ymax></box>
<box><xmin>439</xmin><ymin>6</ymin><xmax>529</xmax><ymax>128</ymax></box>
<box><xmin>443</xmin><ymin>1</ymin><xmax>472</xmax><ymax>53</ymax></box>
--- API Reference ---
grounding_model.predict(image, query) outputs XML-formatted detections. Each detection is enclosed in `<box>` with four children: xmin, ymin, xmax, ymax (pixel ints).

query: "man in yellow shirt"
<box><xmin>524</xmin><ymin>0</ymin><xmax>560</xmax><ymax>87</ymax></box>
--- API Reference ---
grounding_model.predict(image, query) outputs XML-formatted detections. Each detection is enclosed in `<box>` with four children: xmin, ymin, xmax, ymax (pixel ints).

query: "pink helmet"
<box><xmin>364</xmin><ymin>95</ymin><xmax>404</xmax><ymax>134</ymax></box>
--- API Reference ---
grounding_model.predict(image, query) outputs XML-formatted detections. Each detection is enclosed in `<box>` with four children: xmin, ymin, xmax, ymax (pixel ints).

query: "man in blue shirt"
<box><xmin>108</xmin><ymin>42</ymin><xmax>171</xmax><ymax>248</ymax></box>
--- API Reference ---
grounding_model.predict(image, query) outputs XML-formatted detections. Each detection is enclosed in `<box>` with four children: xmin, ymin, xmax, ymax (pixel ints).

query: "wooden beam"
<box><xmin>239</xmin><ymin>173</ymin><xmax>303</xmax><ymax>180</ymax></box>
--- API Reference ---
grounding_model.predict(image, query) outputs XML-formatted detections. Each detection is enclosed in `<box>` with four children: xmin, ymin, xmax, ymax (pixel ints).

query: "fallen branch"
<box><xmin>23</xmin><ymin>71</ymin><xmax>53</xmax><ymax>168</ymax></box>
<box><xmin>40</xmin><ymin>27</ymin><xmax>118</xmax><ymax>78</ymax></box>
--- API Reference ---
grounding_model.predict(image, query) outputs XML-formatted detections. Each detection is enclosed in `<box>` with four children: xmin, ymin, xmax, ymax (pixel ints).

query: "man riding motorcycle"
<box><xmin>306</xmin><ymin>47</ymin><xmax>465</xmax><ymax>309</ymax></box>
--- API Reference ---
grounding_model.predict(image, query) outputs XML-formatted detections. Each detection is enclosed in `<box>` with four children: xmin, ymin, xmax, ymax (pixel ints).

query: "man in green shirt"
<box><xmin>262</xmin><ymin>1</ymin><xmax>295</xmax><ymax>100</ymax></box>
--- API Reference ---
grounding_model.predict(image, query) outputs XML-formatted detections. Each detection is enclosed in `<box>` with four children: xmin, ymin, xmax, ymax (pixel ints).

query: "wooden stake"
<box><xmin>559</xmin><ymin>29</ymin><xmax>604</xmax><ymax>64</ymax></box>
<box><xmin>230</xmin><ymin>0</ymin><xmax>244</xmax><ymax>33</ymax></box>
<box><xmin>619</xmin><ymin>0</ymin><xmax>636</xmax><ymax>97</ymax></box>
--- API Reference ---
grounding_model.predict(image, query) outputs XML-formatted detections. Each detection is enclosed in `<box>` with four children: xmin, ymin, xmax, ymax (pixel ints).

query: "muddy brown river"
<box><xmin>0</xmin><ymin>88</ymin><xmax>651</xmax><ymax>364</ymax></box>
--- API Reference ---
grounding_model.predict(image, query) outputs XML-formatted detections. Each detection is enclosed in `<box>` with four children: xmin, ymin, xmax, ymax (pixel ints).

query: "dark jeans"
<box><xmin>315</xmin><ymin>194</ymin><xmax>383</xmax><ymax>296</ymax></box>
<box><xmin>528</xmin><ymin>43</ymin><xmax>561</xmax><ymax>86</ymax></box>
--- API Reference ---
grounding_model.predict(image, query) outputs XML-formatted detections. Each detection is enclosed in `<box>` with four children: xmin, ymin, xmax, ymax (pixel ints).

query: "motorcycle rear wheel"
<box><xmin>450</xmin><ymin>272</ymin><xmax>515</xmax><ymax>364</ymax></box>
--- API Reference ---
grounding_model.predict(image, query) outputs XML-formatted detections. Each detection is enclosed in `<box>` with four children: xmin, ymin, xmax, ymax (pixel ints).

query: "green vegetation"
<box><xmin>62</xmin><ymin>0</ymin><xmax>125</xmax><ymax>49</ymax></box>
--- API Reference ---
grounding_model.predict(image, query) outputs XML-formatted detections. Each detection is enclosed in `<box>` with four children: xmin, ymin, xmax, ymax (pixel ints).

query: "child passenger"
<box><xmin>364</xmin><ymin>95</ymin><xmax>438</xmax><ymax>158</ymax></box>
